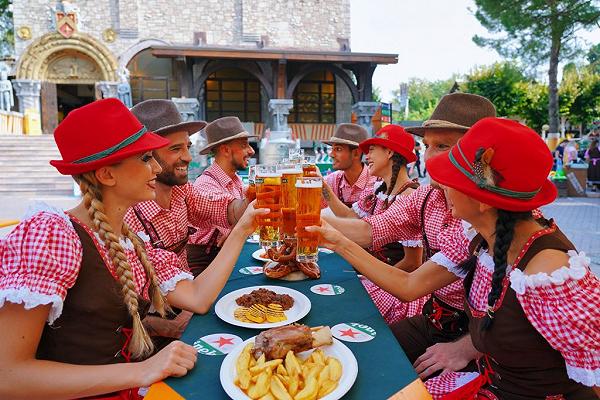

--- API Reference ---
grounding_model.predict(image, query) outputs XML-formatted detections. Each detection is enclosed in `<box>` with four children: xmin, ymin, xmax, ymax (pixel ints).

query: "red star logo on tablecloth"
<box><xmin>213</xmin><ymin>336</ymin><xmax>235</xmax><ymax>347</ymax></box>
<box><xmin>339</xmin><ymin>328</ymin><xmax>359</xmax><ymax>338</ymax></box>
<box><xmin>317</xmin><ymin>286</ymin><xmax>331</xmax><ymax>293</ymax></box>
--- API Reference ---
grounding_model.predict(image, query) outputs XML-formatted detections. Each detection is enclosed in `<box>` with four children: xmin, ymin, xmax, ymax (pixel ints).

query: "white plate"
<box><xmin>220</xmin><ymin>336</ymin><xmax>358</xmax><ymax>400</ymax></box>
<box><xmin>246</xmin><ymin>236</ymin><xmax>260</xmax><ymax>244</ymax></box>
<box><xmin>215</xmin><ymin>285</ymin><xmax>311</xmax><ymax>329</ymax></box>
<box><xmin>251</xmin><ymin>249</ymin><xmax>271</xmax><ymax>262</ymax></box>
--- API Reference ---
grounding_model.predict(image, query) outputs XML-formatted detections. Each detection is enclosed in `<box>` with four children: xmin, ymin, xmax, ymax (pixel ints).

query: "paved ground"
<box><xmin>1</xmin><ymin>194</ymin><xmax>598</xmax><ymax>275</ymax></box>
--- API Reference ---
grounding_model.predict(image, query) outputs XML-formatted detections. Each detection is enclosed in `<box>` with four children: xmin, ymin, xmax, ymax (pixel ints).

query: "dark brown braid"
<box><xmin>374</xmin><ymin>153</ymin><xmax>407</xmax><ymax>206</ymax></box>
<box><xmin>482</xmin><ymin>209</ymin><xmax>532</xmax><ymax>330</ymax></box>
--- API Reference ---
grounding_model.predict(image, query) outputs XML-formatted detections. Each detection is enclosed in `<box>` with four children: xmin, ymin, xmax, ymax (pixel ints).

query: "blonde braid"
<box><xmin>77</xmin><ymin>173</ymin><xmax>154</xmax><ymax>359</ymax></box>
<box><xmin>122</xmin><ymin>225</ymin><xmax>171</xmax><ymax>318</ymax></box>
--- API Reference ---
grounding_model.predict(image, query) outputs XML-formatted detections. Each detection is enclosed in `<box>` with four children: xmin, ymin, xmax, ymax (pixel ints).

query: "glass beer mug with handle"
<box><xmin>255</xmin><ymin>165</ymin><xmax>283</xmax><ymax>249</ymax></box>
<box><xmin>295</xmin><ymin>177</ymin><xmax>322</xmax><ymax>263</ymax></box>
<box><xmin>278</xmin><ymin>162</ymin><xmax>302</xmax><ymax>239</ymax></box>
<box><xmin>302</xmin><ymin>155</ymin><xmax>319</xmax><ymax>177</ymax></box>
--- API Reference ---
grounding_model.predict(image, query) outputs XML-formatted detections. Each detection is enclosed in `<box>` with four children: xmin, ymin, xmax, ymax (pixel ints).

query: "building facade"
<box><xmin>11</xmin><ymin>0</ymin><xmax>396</xmax><ymax>138</ymax></box>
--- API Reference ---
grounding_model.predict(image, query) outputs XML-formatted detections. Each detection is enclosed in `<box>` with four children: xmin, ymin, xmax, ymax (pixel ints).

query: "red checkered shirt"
<box><xmin>322</xmin><ymin>165</ymin><xmax>377</xmax><ymax>208</ymax></box>
<box><xmin>188</xmin><ymin>163</ymin><xmax>244</xmax><ymax>246</ymax></box>
<box><xmin>425</xmin><ymin>250</ymin><xmax>600</xmax><ymax>396</ymax></box>
<box><xmin>125</xmin><ymin>181</ymin><xmax>231</xmax><ymax>270</ymax></box>
<box><xmin>365</xmin><ymin>185</ymin><xmax>466</xmax><ymax>309</ymax></box>
<box><xmin>0</xmin><ymin>206</ymin><xmax>191</xmax><ymax>325</ymax></box>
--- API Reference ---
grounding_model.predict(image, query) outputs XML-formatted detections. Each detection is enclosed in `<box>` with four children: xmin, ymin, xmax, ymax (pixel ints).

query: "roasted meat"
<box><xmin>252</xmin><ymin>324</ymin><xmax>332</xmax><ymax>360</ymax></box>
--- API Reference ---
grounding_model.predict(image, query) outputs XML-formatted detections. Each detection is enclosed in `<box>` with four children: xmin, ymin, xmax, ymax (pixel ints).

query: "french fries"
<box><xmin>235</xmin><ymin>346</ymin><xmax>343</xmax><ymax>400</ymax></box>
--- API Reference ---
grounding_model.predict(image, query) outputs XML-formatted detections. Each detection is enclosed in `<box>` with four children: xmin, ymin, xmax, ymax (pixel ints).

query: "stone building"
<box><xmin>11</xmin><ymin>0</ymin><xmax>397</xmax><ymax>138</ymax></box>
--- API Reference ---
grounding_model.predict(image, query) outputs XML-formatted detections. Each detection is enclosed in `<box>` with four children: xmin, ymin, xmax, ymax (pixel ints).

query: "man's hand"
<box><xmin>413</xmin><ymin>335</ymin><xmax>479</xmax><ymax>379</ymax></box>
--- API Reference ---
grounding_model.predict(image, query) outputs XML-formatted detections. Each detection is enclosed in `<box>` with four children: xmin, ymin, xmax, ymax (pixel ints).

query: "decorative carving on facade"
<box><xmin>48</xmin><ymin>1</ymin><xmax>82</xmax><ymax>39</ymax></box>
<box><xmin>16</xmin><ymin>32</ymin><xmax>118</xmax><ymax>82</ymax></box>
<box><xmin>102</xmin><ymin>28</ymin><xmax>117</xmax><ymax>43</ymax></box>
<box><xmin>352</xmin><ymin>101</ymin><xmax>379</xmax><ymax>136</ymax></box>
<box><xmin>16</xmin><ymin>26</ymin><xmax>32</xmax><ymax>40</ymax></box>
<box><xmin>268</xmin><ymin>99</ymin><xmax>294</xmax><ymax>132</ymax></box>
<box><xmin>117</xmin><ymin>66</ymin><xmax>132</xmax><ymax>108</ymax></box>
<box><xmin>12</xmin><ymin>79</ymin><xmax>42</xmax><ymax>113</ymax></box>
<box><xmin>172</xmin><ymin>98</ymin><xmax>200</xmax><ymax>122</ymax></box>
<box><xmin>45</xmin><ymin>51</ymin><xmax>102</xmax><ymax>83</ymax></box>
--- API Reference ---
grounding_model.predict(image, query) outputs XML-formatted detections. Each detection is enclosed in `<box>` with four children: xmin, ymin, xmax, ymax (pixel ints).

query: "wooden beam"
<box><xmin>276</xmin><ymin>61</ymin><xmax>286</xmax><ymax>99</ymax></box>
<box><xmin>151</xmin><ymin>47</ymin><xmax>398</xmax><ymax>65</ymax></box>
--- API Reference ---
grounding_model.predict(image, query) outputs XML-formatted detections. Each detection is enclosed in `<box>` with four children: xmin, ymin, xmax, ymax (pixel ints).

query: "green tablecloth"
<box><xmin>165</xmin><ymin>244</ymin><xmax>418</xmax><ymax>399</ymax></box>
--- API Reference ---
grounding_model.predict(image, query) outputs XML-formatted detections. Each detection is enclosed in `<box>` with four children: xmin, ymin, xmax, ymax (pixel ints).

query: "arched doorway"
<box><xmin>289</xmin><ymin>70</ymin><xmax>336</xmax><ymax>123</ymax></box>
<box><xmin>16</xmin><ymin>32</ymin><xmax>118</xmax><ymax>132</ymax></box>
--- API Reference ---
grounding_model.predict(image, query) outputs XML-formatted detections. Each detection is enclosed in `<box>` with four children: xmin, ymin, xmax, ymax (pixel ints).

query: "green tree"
<box><xmin>472</xmin><ymin>0</ymin><xmax>600</xmax><ymax>133</ymax></box>
<box><xmin>0</xmin><ymin>0</ymin><xmax>13</xmax><ymax>57</ymax></box>
<box><xmin>587</xmin><ymin>43</ymin><xmax>600</xmax><ymax>73</ymax></box>
<box><xmin>464</xmin><ymin>62</ymin><xmax>528</xmax><ymax>117</ymax></box>
<box><xmin>391</xmin><ymin>76</ymin><xmax>457</xmax><ymax>121</ymax></box>
<box><xmin>372</xmin><ymin>86</ymin><xmax>382</xmax><ymax>103</ymax></box>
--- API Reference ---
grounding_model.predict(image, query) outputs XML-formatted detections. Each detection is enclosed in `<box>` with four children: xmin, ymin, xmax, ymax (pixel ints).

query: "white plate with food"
<box><xmin>215</xmin><ymin>285</ymin><xmax>311</xmax><ymax>329</ymax></box>
<box><xmin>251</xmin><ymin>249</ymin><xmax>271</xmax><ymax>262</ymax></box>
<box><xmin>220</xmin><ymin>325</ymin><xmax>358</xmax><ymax>400</ymax></box>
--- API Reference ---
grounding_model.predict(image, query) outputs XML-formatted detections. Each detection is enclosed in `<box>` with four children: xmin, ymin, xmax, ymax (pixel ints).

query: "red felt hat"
<box><xmin>359</xmin><ymin>125</ymin><xmax>417</xmax><ymax>163</ymax></box>
<box><xmin>50</xmin><ymin>98</ymin><xmax>170</xmax><ymax>175</ymax></box>
<box><xmin>426</xmin><ymin>117</ymin><xmax>557</xmax><ymax>211</ymax></box>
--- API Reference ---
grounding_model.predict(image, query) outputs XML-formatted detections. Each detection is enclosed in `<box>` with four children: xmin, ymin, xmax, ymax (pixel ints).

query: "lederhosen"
<box><xmin>372</xmin><ymin>179</ymin><xmax>420</xmax><ymax>265</ymax></box>
<box><xmin>186</xmin><ymin>169</ymin><xmax>235</xmax><ymax>277</ymax></box>
<box><xmin>460</xmin><ymin>225</ymin><xmax>595</xmax><ymax>399</ymax></box>
<box><xmin>132</xmin><ymin>204</ymin><xmax>198</xmax><ymax>273</ymax></box>
<box><xmin>37</xmin><ymin>219</ymin><xmax>150</xmax><ymax>400</ymax></box>
<box><xmin>391</xmin><ymin>187</ymin><xmax>469</xmax><ymax>365</ymax></box>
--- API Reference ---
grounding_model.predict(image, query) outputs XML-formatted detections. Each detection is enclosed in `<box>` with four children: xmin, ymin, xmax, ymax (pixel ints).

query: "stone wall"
<box><xmin>12</xmin><ymin>0</ymin><xmax>351</xmax><ymax>64</ymax></box>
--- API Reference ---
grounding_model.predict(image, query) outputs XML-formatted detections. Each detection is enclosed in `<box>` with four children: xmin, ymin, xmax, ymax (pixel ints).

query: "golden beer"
<box><xmin>295</xmin><ymin>177</ymin><xmax>322</xmax><ymax>262</ymax></box>
<box><xmin>255</xmin><ymin>165</ymin><xmax>282</xmax><ymax>249</ymax></box>
<box><xmin>278</xmin><ymin>163</ymin><xmax>302</xmax><ymax>238</ymax></box>
<box><xmin>246</xmin><ymin>165</ymin><xmax>257</xmax><ymax>202</ymax></box>
<box><xmin>302</xmin><ymin>156</ymin><xmax>318</xmax><ymax>177</ymax></box>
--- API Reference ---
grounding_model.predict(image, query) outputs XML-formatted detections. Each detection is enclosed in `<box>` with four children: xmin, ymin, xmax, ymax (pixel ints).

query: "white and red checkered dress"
<box><xmin>0</xmin><ymin>204</ymin><xmax>192</xmax><ymax>325</ymax></box>
<box><xmin>352</xmin><ymin>181</ymin><xmax>429</xmax><ymax>323</ymax></box>
<box><xmin>322</xmin><ymin>165</ymin><xmax>377</xmax><ymax>208</ymax></box>
<box><xmin>188</xmin><ymin>163</ymin><xmax>244</xmax><ymax>246</ymax></box>
<box><xmin>125</xmin><ymin>180</ymin><xmax>231</xmax><ymax>270</ymax></box>
<box><xmin>364</xmin><ymin>185</ymin><xmax>467</xmax><ymax>313</ymax></box>
<box><xmin>425</xmin><ymin>250</ymin><xmax>600</xmax><ymax>397</ymax></box>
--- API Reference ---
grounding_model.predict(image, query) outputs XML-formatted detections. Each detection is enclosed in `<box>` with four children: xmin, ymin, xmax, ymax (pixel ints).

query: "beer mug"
<box><xmin>246</xmin><ymin>165</ymin><xmax>257</xmax><ymax>202</ymax></box>
<box><xmin>295</xmin><ymin>177</ymin><xmax>322</xmax><ymax>263</ymax></box>
<box><xmin>302</xmin><ymin>155</ymin><xmax>319</xmax><ymax>177</ymax></box>
<box><xmin>255</xmin><ymin>165</ymin><xmax>283</xmax><ymax>249</ymax></box>
<box><xmin>278</xmin><ymin>162</ymin><xmax>302</xmax><ymax>239</ymax></box>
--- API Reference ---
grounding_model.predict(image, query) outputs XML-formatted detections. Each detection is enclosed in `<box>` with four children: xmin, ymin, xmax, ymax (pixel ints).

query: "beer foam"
<box><xmin>257</xmin><ymin>173</ymin><xmax>282</xmax><ymax>178</ymax></box>
<box><xmin>296</xmin><ymin>180</ymin><xmax>323</xmax><ymax>188</ymax></box>
<box><xmin>279</xmin><ymin>168</ymin><xmax>302</xmax><ymax>174</ymax></box>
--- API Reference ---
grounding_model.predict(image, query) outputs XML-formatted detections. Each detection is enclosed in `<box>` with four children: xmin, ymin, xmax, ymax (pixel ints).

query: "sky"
<box><xmin>350</xmin><ymin>0</ymin><xmax>600</xmax><ymax>102</ymax></box>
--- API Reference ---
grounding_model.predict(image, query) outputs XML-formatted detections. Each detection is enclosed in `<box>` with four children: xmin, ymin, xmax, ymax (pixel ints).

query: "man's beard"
<box><xmin>232</xmin><ymin>157</ymin><xmax>247</xmax><ymax>171</ymax></box>
<box><xmin>155</xmin><ymin>155</ymin><xmax>189</xmax><ymax>186</ymax></box>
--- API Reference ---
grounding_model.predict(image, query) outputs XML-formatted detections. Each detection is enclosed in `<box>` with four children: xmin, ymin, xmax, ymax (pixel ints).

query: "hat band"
<box><xmin>73</xmin><ymin>126</ymin><xmax>148</xmax><ymax>164</ymax></box>
<box><xmin>448</xmin><ymin>143</ymin><xmax>540</xmax><ymax>200</ymax></box>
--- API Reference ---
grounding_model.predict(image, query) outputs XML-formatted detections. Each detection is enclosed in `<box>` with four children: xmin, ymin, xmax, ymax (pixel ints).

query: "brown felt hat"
<box><xmin>322</xmin><ymin>123</ymin><xmax>368</xmax><ymax>147</ymax></box>
<box><xmin>198</xmin><ymin>116</ymin><xmax>258</xmax><ymax>155</ymax></box>
<box><xmin>130</xmin><ymin>99</ymin><xmax>207</xmax><ymax>137</ymax></box>
<box><xmin>406</xmin><ymin>93</ymin><xmax>496</xmax><ymax>137</ymax></box>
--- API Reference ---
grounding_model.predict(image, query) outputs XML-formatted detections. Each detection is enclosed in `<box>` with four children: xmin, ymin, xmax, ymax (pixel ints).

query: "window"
<box><xmin>127</xmin><ymin>49</ymin><xmax>179</xmax><ymax>104</ymax></box>
<box><xmin>290</xmin><ymin>70</ymin><xmax>336</xmax><ymax>123</ymax></box>
<box><xmin>204</xmin><ymin>68</ymin><xmax>262</xmax><ymax>122</ymax></box>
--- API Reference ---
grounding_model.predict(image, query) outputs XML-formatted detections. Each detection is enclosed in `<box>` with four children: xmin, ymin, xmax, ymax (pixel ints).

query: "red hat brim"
<box><xmin>426</xmin><ymin>151</ymin><xmax>557</xmax><ymax>212</ymax></box>
<box><xmin>50</xmin><ymin>131</ymin><xmax>170</xmax><ymax>175</ymax></box>
<box><xmin>359</xmin><ymin>137</ymin><xmax>417</xmax><ymax>163</ymax></box>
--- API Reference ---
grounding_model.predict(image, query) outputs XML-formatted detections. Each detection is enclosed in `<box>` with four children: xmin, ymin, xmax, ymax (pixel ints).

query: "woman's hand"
<box><xmin>138</xmin><ymin>340</ymin><xmax>197</xmax><ymax>387</ymax></box>
<box><xmin>305</xmin><ymin>219</ymin><xmax>347</xmax><ymax>252</ymax></box>
<box><xmin>238</xmin><ymin>200</ymin><xmax>269</xmax><ymax>236</ymax></box>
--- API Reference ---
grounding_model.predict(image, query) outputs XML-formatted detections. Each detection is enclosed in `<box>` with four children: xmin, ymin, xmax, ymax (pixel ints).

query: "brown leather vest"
<box><xmin>465</xmin><ymin>228</ymin><xmax>595</xmax><ymax>399</ymax></box>
<box><xmin>37</xmin><ymin>220</ymin><xmax>151</xmax><ymax>365</ymax></box>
